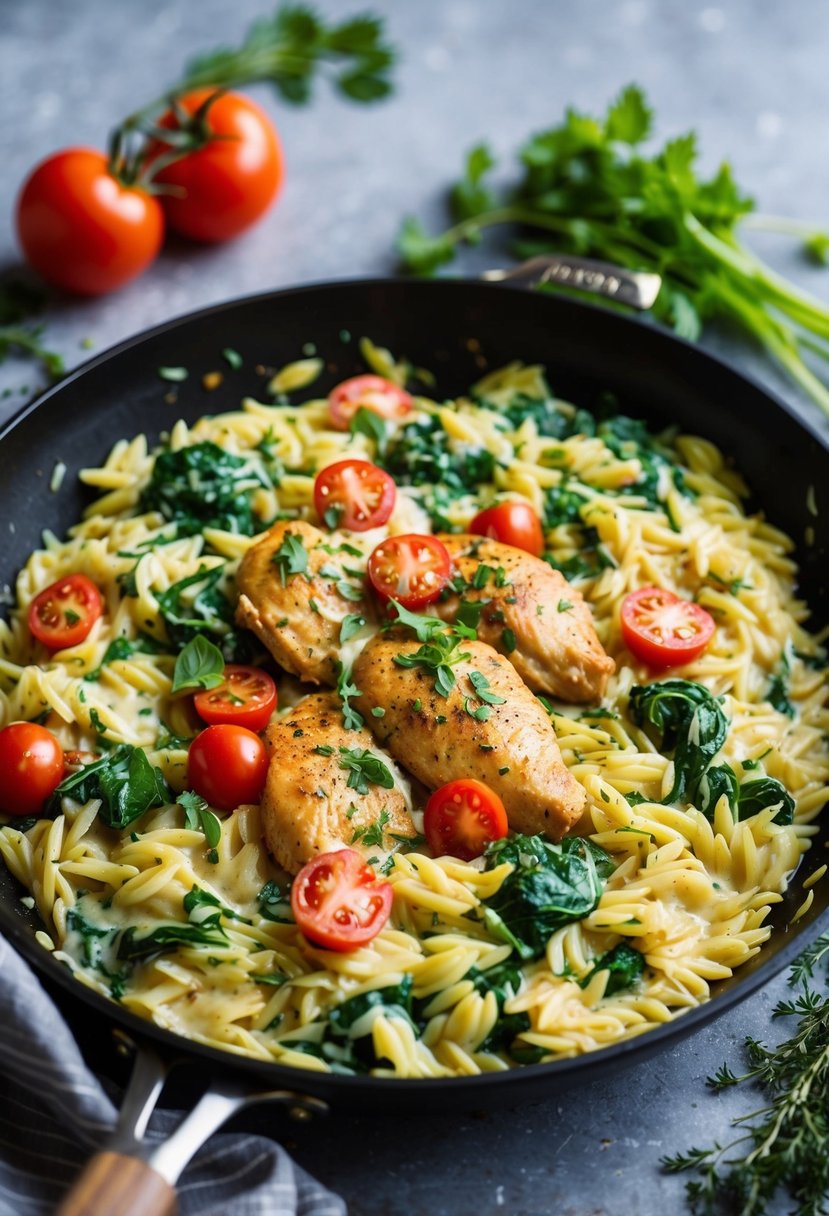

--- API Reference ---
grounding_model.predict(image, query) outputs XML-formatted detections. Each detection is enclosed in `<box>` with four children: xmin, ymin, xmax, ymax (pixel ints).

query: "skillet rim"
<box><xmin>1</xmin><ymin>275</ymin><xmax>828</xmax><ymax>1103</ymax></box>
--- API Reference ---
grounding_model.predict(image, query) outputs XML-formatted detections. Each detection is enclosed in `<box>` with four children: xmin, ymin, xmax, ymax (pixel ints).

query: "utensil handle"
<box><xmin>54</xmin><ymin>1151</ymin><xmax>176</xmax><ymax>1216</ymax></box>
<box><xmin>482</xmin><ymin>254</ymin><xmax>662</xmax><ymax>310</ymax></box>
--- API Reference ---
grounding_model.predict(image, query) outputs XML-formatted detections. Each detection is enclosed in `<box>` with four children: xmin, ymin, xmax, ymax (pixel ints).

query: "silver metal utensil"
<box><xmin>482</xmin><ymin>253</ymin><xmax>662</xmax><ymax>311</ymax></box>
<box><xmin>54</xmin><ymin>1034</ymin><xmax>327</xmax><ymax>1216</ymax></box>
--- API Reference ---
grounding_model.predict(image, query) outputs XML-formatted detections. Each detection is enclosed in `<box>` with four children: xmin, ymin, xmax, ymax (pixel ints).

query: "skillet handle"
<box><xmin>482</xmin><ymin>253</ymin><xmax>662</xmax><ymax>310</ymax></box>
<box><xmin>53</xmin><ymin>1151</ymin><xmax>176</xmax><ymax>1216</ymax></box>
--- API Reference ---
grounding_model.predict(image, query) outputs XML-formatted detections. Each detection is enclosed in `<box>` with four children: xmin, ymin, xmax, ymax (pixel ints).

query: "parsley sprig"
<box><xmin>336</xmin><ymin>662</ymin><xmax>364</xmax><ymax>730</ymax></box>
<box><xmin>663</xmin><ymin>931</ymin><xmax>829</xmax><ymax>1214</ymax></box>
<box><xmin>463</xmin><ymin>669</ymin><xmax>506</xmax><ymax>722</ymax></box>
<box><xmin>388</xmin><ymin>601</ymin><xmax>477</xmax><ymax>698</ymax></box>
<box><xmin>272</xmin><ymin>532</ymin><xmax>309</xmax><ymax>584</ymax></box>
<box><xmin>398</xmin><ymin>83</ymin><xmax>829</xmax><ymax>417</ymax></box>
<box><xmin>338</xmin><ymin>747</ymin><xmax>395</xmax><ymax>796</ymax></box>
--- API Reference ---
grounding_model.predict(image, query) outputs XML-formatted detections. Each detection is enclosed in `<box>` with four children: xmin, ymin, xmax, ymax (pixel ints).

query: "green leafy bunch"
<box><xmin>398</xmin><ymin>84</ymin><xmax>829</xmax><ymax>416</ymax></box>
<box><xmin>182</xmin><ymin>6</ymin><xmax>396</xmax><ymax>105</ymax></box>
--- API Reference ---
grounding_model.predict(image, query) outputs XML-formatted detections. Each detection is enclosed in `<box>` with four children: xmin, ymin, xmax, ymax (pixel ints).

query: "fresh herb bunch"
<box><xmin>180</xmin><ymin>6</ymin><xmax>395</xmax><ymax>105</ymax></box>
<box><xmin>398</xmin><ymin>84</ymin><xmax>829</xmax><ymax>416</ymax></box>
<box><xmin>662</xmin><ymin>931</ymin><xmax>829</xmax><ymax>1215</ymax></box>
<box><xmin>111</xmin><ymin>5</ymin><xmax>396</xmax><ymax>184</ymax></box>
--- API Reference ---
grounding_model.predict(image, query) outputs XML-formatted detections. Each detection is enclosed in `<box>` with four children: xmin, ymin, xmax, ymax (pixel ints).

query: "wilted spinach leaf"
<box><xmin>48</xmin><ymin>745</ymin><xmax>170</xmax><ymax>829</ymax></box>
<box><xmin>737</xmin><ymin>777</ymin><xmax>795</xmax><ymax>825</ymax></box>
<box><xmin>116</xmin><ymin>921</ymin><xmax>227</xmax><ymax>961</ymax></box>
<box><xmin>579</xmin><ymin>941</ymin><xmax>644</xmax><ymax>995</ymax></box>
<box><xmin>157</xmin><ymin>564</ymin><xmax>257</xmax><ymax>662</ymax></box>
<box><xmin>482</xmin><ymin>834</ymin><xmax>611</xmax><ymax>961</ymax></box>
<box><xmin>282</xmin><ymin>978</ymin><xmax>418</xmax><ymax>1074</ymax></box>
<box><xmin>629</xmin><ymin>679</ymin><xmax>728</xmax><ymax>803</ymax></box>
<box><xmin>142</xmin><ymin>441</ymin><xmax>268</xmax><ymax>536</ymax></box>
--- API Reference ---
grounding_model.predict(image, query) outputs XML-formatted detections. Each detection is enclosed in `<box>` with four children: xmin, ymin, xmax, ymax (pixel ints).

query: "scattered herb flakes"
<box><xmin>222</xmin><ymin>347</ymin><xmax>243</xmax><ymax>369</ymax></box>
<box><xmin>158</xmin><ymin>366</ymin><xmax>189</xmax><ymax>382</ymax></box>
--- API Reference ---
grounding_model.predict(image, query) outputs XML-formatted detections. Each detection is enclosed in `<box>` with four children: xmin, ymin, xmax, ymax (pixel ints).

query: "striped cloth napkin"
<box><xmin>0</xmin><ymin>936</ymin><xmax>346</xmax><ymax>1216</ymax></box>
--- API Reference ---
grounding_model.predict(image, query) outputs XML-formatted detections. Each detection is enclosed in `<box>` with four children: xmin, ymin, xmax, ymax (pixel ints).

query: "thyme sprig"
<box><xmin>662</xmin><ymin>931</ymin><xmax>829</xmax><ymax>1215</ymax></box>
<box><xmin>0</xmin><ymin>279</ymin><xmax>63</xmax><ymax>383</ymax></box>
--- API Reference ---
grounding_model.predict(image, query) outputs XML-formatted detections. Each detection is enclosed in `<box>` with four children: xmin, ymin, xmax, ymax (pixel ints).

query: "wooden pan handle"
<box><xmin>54</xmin><ymin>1151</ymin><xmax>176</xmax><ymax>1216</ymax></box>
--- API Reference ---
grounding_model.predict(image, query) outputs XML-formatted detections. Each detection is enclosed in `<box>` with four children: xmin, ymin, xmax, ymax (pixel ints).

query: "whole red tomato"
<box><xmin>151</xmin><ymin>89</ymin><xmax>284</xmax><ymax>242</ymax></box>
<box><xmin>187</xmin><ymin>724</ymin><xmax>269</xmax><ymax>811</ymax></box>
<box><xmin>0</xmin><ymin>723</ymin><xmax>65</xmax><ymax>817</ymax></box>
<box><xmin>16</xmin><ymin>148</ymin><xmax>164</xmax><ymax>295</ymax></box>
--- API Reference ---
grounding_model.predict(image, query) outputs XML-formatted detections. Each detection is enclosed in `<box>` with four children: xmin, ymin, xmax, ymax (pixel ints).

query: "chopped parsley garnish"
<box><xmin>463</xmin><ymin>669</ymin><xmax>507</xmax><ymax>721</ymax></box>
<box><xmin>388</xmin><ymin>601</ymin><xmax>476</xmax><ymax>697</ymax></box>
<box><xmin>272</xmin><ymin>532</ymin><xmax>309</xmax><ymax>584</ymax></box>
<box><xmin>351</xmin><ymin>808</ymin><xmax>391</xmax><ymax>846</ymax></box>
<box><xmin>339</xmin><ymin>613</ymin><xmax>366</xmax><ymax>643</ymax></box>
<box><xmin>177</xmin><ymin>791</ymin><xmax>222</xmax><ymax>848</ymax></box>
<box><xmin>338</xmin><ymin>748</ymin><xmax>395</xmax><ymax>796</ymax></box>
<box><xmin>336</xmin><ymin>662</ymin><xmax>364</xmax><ymax>730</ymax></box>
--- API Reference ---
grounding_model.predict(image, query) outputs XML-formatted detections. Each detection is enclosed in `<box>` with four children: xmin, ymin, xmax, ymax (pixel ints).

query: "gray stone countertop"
<box><xmin>2</xmin><ymin>1</ymin><xmax>829</xmax><ymax>1213</ymax></box>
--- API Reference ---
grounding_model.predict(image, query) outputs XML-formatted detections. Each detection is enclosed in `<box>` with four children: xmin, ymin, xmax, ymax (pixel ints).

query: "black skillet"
<box><xmin>1</xmin><ymin>273</ymin><xmax>828</xmax><ymax>1210</ymax></box>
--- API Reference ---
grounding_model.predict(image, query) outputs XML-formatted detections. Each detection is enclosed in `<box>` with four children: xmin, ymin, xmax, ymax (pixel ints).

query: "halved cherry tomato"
<box><xmin>367</xmin><ymin>533</ymin><xmax>452</xmax><ymax>609</ymax></box>
<box><xmin>469</xmin><ymin>502</ymin><xmax>545</xmax><ymax>557</ymax></box>
<box><xmin>0</xmin><ymin>723</ymin><xmax>64</xmax><ymax>816</ymax></box>
<box><xmin>150</xmin><ymin>90</ymin><xmax>284</xmax><ymax>243</ymax></box>
<box><xmin>313</xmin><ymin>459</ymin><xmax>396</xmax><ymax>532</ymax></box>
<box><xmin>621</xmin><ymin>586</ymin><xmax>716</xmax><ymax>669</ymax></box>
<box><xmin>29</xmin><ymin>574</ymin><xmax>104</xmax><ymax>650</ymax></box>
<box><xmin>423</xmin><ymin>779</ymin><xmax>509</xmax><ymax>861</ymax></box>
<box><xmin>194</xmin><ymin>666</ymin><xmax>277</xmax><ymax>732</ymax></box>
<box><xmin>328</xmin><ymin>375</ymin><xmax>413</xmax><ymax>431</ymax></box>
<box><xmin>16</xmin><ymin>148</ymin><xmax>165</xmax><ymax>295</ymax></box>
<box><xmin>290</xmin><ymin>848</ymin><xmax>393</xmax><ymax>952</ymax></box>
<box><xmin>187</xmin><ymin>724</ymin><xmax>268</xmax><ymax>811</ymax></box>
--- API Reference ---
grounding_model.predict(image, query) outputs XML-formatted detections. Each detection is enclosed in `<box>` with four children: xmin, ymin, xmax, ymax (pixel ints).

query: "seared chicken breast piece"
<box><xmin>263</xmin><ymin>692</ymin><xmax>417</xmax><ymax>874</ymax></box>
<box><xmin>353</xmin><ymin>635</ymin><xmax>586</xmax><ymax>839</ymax></box>
<box><xmin>236</xmin><ymin>520</ymin><xmax>373</xmax><ymax>685</ymax></box>
<box><xmin>434</xmin><ymin>534</ymin><xmax>614</xmax><ymax>702</ymax></box>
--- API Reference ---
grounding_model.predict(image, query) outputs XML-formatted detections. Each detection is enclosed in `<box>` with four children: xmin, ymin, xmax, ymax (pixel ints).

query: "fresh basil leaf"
<box><xmin>172</xmin><ymin>635</ymin><xmax>225</xmax><ymax>693</ymax></box>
